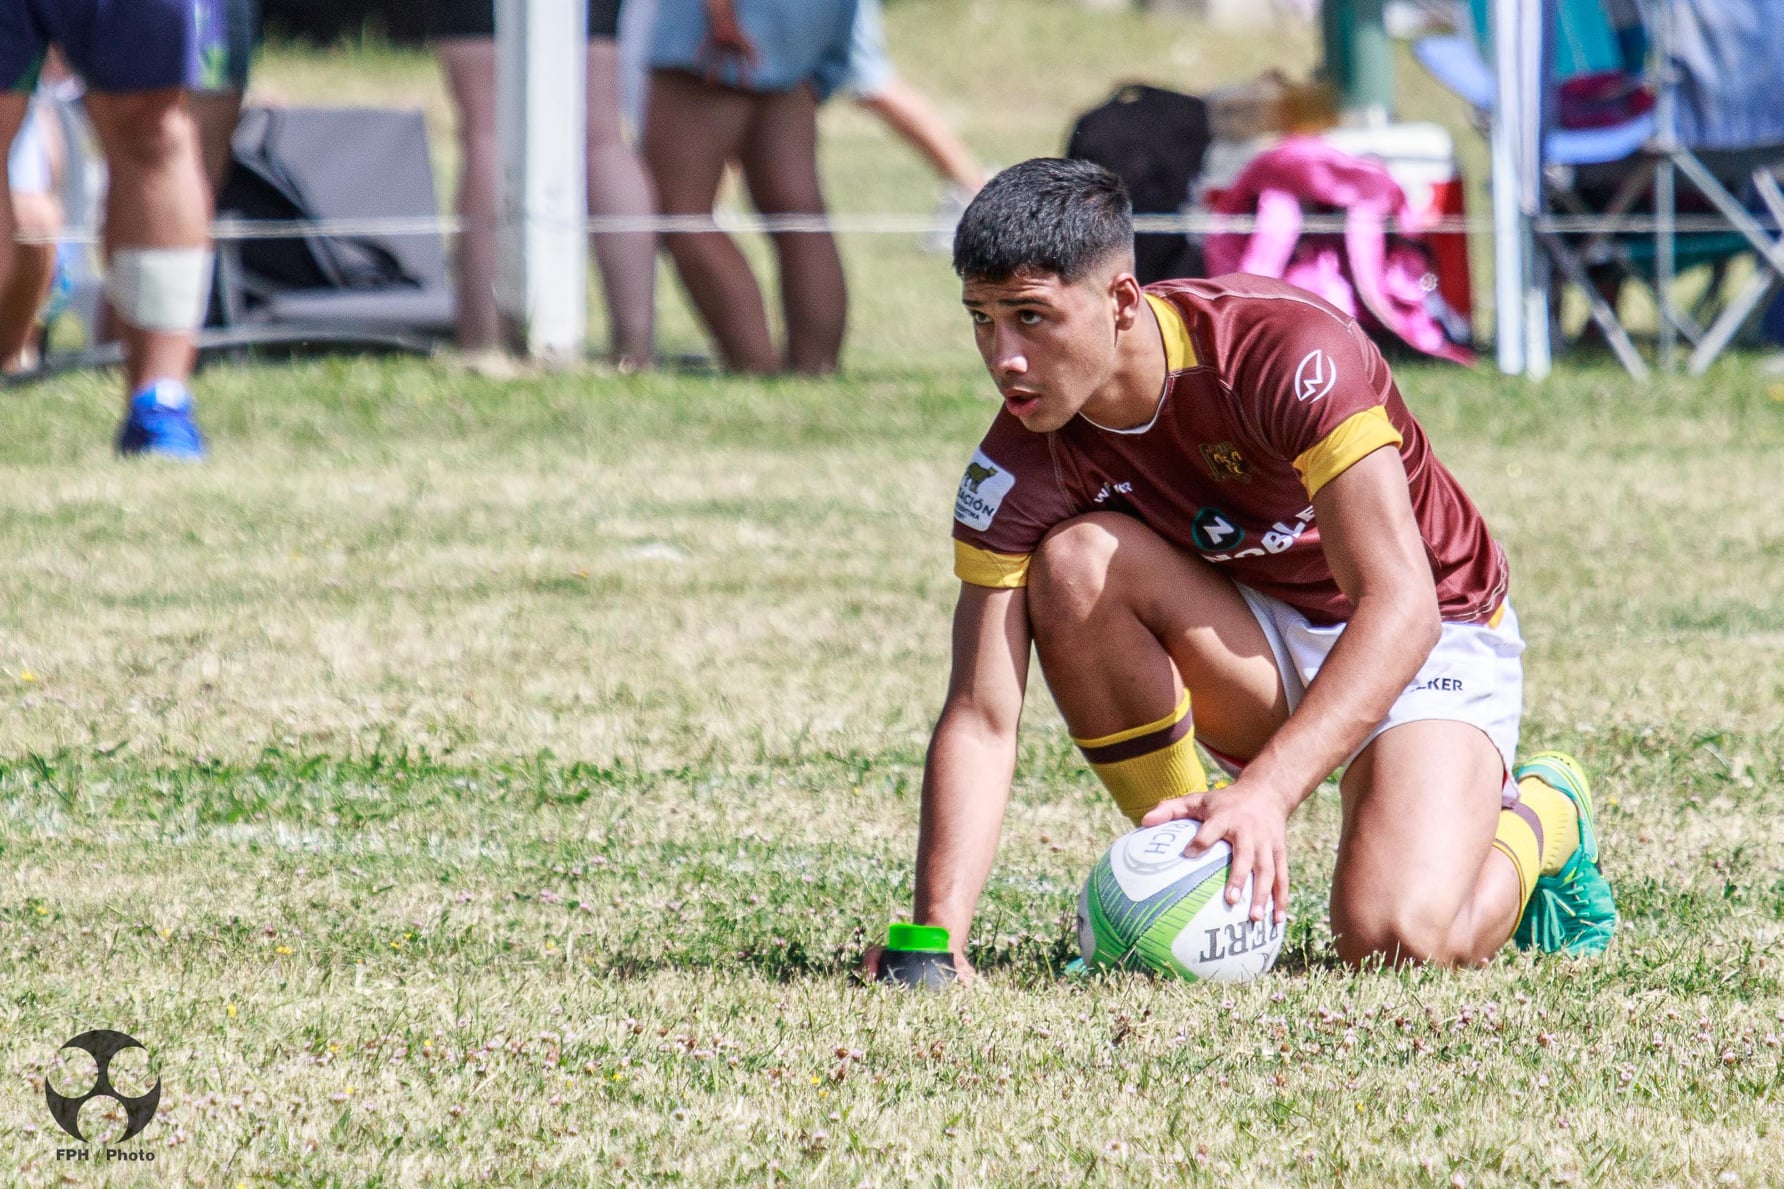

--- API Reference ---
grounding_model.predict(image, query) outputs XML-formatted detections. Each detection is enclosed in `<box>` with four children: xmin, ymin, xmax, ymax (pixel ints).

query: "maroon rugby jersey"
<box><xmin>951</xmin><ymin>275</ymin><xmax>1507</xmax><ymax>625</ymax></box>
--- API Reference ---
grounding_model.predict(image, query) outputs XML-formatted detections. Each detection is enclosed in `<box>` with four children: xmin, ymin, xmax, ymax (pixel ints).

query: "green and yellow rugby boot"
<box><xmin>1512</xmin><ymin>751</ymin><xmax>1618</xmax><ymax>956</ymax></box>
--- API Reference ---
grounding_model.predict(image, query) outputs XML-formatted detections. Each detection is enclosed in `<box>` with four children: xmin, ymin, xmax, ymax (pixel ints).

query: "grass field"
<box><xmin>5</xmin><ymin>3</ymin><xmax>1784</xmax><ymax>1184</ymax></box>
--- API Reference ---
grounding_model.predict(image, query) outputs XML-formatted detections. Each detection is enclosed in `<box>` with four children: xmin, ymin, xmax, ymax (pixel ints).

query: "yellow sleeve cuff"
<box><xmin>1293</xmin><ymin>406</ymin><xmax>1404</xmax><ymax>498</ymax></box>
<box><xmin>954</xmin><ymin>540</ymin><xmax>1031</xmax><ymax>588</ymax></box>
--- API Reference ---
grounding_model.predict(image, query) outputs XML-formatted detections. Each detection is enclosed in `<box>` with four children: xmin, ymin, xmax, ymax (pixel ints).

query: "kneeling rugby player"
<box><xmin>879</xmin><ymin>158</ymin><xmax>1615</xmax><ymax>981</ymax></box>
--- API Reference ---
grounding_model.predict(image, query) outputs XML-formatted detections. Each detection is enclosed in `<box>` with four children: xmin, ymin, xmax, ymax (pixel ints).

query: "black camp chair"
<box><xmin>210</xmin><ymin>105</ymin><xmax>455</xmax><ymax>356</ymax></box>
<box><xmin>1065</xmin><ymin>84</ymin><xmax>1211</xmax><ymax>285</ymax></box>
<box><xmin>5</xmin><ymin>104</ymin><xmax>452</xmax><ymax>387</ymax></box>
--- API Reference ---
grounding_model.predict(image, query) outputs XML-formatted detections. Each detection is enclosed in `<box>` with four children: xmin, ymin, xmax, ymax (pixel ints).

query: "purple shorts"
<box><xmin>2</xmin><ymin>0</ymin><xmax>223</xmax><ymax>93</ymax></box>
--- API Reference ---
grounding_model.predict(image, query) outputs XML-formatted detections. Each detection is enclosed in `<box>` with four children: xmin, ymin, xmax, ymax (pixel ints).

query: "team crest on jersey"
<box><xmin>1294</xmin><ymin>348</ymin><xmax>1337</xmax><ymax>403</ymax></box>
<box><xmin>1199</xmin><ymin>441</ymin><xmax>1252</xmax><ymax>483</ymax></box>
<box><xmin>1191</xmin><ymin>507</ymin><xmax>1244</xmax><ymax>553</ymax></box>
<box><xmin>954</xmin><ymin>450</ymin><xmax>1017</xmax><ymax>531</ymax></box>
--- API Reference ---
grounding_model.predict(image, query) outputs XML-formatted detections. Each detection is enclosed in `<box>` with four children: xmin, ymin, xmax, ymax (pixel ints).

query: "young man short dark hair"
<box><xmin>877</xmin><ymin>158</ymin><xmax>1615</xmax><ymax>982</ymax></box>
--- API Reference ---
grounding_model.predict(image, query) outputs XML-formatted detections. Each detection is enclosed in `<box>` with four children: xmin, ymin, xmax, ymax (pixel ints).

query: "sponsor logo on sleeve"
<box><xmin>1294</xmin><ymin>348</ymin><xmax>1337</xmax><ymax>403</ymax></box>
<box><xmin>954</xmin><ymin>450</ymin><xmax>1017</xmax><ymax>531</ymax></box>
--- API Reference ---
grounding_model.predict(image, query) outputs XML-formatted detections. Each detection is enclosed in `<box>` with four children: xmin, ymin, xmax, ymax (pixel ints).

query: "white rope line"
<box><xmin>14</xmin><ymin>210</ymin><xmax>1782</xmax><ymax>246</ymax></box>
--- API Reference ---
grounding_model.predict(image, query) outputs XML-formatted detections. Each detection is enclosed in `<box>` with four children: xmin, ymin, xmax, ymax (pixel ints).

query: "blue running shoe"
<box><xmin>117</xmin><ymin>380</ymin><xmax>207</xmax><ymax>459</ymax></box>
<box><xmin>1512</xmin><ymin>751</ymin><xmax>1618</xmax><ymax>956</ymax></box>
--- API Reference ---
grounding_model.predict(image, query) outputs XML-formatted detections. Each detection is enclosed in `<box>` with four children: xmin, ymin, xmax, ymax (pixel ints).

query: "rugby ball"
<box><xmin>1077</xmin><ymin>820</ymin><xmax>1284</xmax><ymax>982</ymax></box>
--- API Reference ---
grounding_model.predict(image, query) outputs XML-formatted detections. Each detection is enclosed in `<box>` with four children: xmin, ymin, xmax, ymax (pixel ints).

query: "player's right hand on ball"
<box><xmin>1141</xmin><ymin>784</ymin><xmax>1290</xmax><ymax>927</ymax></box>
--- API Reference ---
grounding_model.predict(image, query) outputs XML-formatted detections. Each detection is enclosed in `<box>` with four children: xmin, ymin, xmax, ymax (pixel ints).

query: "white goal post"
<box><xmin>495</xmin><ymin>0</ymin><xmax>588</xmax><ymax>363</ymax></box>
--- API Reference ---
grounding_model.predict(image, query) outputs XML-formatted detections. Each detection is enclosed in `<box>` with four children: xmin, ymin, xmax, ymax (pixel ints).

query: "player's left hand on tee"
<box><xmin>1141</xmin><ymin>785</ymin><xmax>1290</xmax><ymax>926</ymax></box>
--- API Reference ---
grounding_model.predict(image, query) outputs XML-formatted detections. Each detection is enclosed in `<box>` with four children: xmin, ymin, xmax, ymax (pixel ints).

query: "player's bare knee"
<box><xmin>1029</xmin><ymin>514</ymin><xmax>1132</xmax><ymax>619</ymax></box>
<box><xmin>1331</xmin><ymin>899</ymin><xmax>1456</xmax><ymax>968</ymax></box>
<box><xmin>99</xmin><ymin>99</ymin><xmax>199</xmax><ymax>176</ymax></box>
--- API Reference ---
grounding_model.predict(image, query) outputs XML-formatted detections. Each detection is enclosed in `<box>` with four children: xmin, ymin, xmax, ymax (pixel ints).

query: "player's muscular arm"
<box><xmin>910</xmin><ymin>583</ymin><xmax>1033</xmax><ymax>963</ymax></box>
<box><xmin>1242</xmin><ymin>445</ymin><xmax>1440</xmax><ymax>807</ymax></box>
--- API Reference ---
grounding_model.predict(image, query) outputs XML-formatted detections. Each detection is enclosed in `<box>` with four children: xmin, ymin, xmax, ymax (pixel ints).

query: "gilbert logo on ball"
<box><xmin>1078</xmin><ymin>822</ymin><xmax>1284</xmax><ymax>982</ymax></box>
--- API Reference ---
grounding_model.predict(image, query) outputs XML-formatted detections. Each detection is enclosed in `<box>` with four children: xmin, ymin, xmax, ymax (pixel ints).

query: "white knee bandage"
<box><xmin>104</xmin><ymin>247</ymin><xmax>214</xmax><ymax>333</ymax></box>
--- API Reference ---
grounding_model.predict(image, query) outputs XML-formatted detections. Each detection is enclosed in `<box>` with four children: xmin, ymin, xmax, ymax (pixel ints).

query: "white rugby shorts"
<box><xmin>1232</xmin><ymin>585</ymin><xmax>1525</xmax><ymax>803</ymax></box>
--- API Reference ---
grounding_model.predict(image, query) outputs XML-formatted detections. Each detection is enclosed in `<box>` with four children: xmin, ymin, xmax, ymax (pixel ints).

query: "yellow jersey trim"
<box><xmin>1487</xmin><ymin>601</ymin><xmax>1506</xmax><ymax>630</ymax></box>
<box><xmin>954</xmin><ymin>541</ymin><xmax>1031</xmax><ymax>588</ymax></box>
<box><xmin>1293</xmin><ymin>406</ymin><xmax>1404</xmax><ymax>498</ymax></box>
<box><xmin>1145</xmin><ymin>294</ymin><xmax>1198</xmax><ymax>371</ymax></box>
<box><xmin>1072</xmin><ymin>689</ymin><xmax>1191</xmax><ymax>749</ymax></box>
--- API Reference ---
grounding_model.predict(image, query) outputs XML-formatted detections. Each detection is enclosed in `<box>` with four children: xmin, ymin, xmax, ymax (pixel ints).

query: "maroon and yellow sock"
<box><xmin>1491</xmin><ymin>774</ymin><xmax>1583</xmax><ymax>907</ymax></box>
<box><xmin>1073</xmin><ymin>691</ymin><xmax>1208</xmax><ymax>824</ymax></box>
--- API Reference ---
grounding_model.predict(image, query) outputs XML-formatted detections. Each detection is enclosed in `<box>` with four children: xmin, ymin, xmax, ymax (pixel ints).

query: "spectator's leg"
<box><xmin>644</xmin><ymin>68</ymin><xmax>776</xmax><ymax>374</ymax></box>
<box><xmin>82</xmin><ymin>87</ymin><xmax>208</xmax><ymax>397</ymax></box>
<box><xmin>0</xmin><ymin>93</ymin><xmax>34</xmax><ymax>366</ymax></box>
<box><xmin>0</xmin><ymin>190</ymin><xmax>59</xmax><ymax>370</ymax></box>
<box><xmin>737</xmin><ymin>83</ymin><xmax>844</xmax><ymax>375</ymax></box>
<box><xmin>438</xmin><ymin>37</ymin><xmax>503</xmax><ymax>352</ymax></box>
<box><xmin>189</xmin><ymin>89</ymin><xmax>244</xmax><ymax>195</ymax></box>
<box><xmin>585</xmin><ymin>37</ymin><xmax>655</xmax><ymax>368</ymax></box>
<box><xmin>854</xmin><ymin>80</ymin><xmax>985</xmax><ymax>193</ymax></box>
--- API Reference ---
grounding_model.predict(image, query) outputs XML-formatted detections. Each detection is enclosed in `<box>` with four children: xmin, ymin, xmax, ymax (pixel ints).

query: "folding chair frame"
<box><xmin>1465</xmin><ymin>0</ymin><xmax>1784</xmax><ymax>377</ymax></box>
<box><xmin>1627</xmin><ymin>0</ymin><xmax>1784</xmax><ymax>374</ymax></box>
<box><xmin>1538</xmin><ymin>163</ymin><xmax>1655</xmax><ymax>377</ymax></box>
<box><xmin>1537</xmin><ymin>153</ymin><xmax>1762</xmax><ymax>378</ymax></box>
<box><xmin>1661</xmin><ymin>153</ymin><xmax>1784</xmax><ymax>374</ymax></box>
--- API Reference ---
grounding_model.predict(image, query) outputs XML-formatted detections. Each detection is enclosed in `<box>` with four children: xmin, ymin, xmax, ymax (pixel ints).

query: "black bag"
<box><xmin>216</xmin><ymin>110</ymin><xmax>420</xmax><ymax>297</ymax></box>
<box><xmin>1065</xmin><ymin>84</ymin><xmax>1212</xmax><ymax>284</ymax></box>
